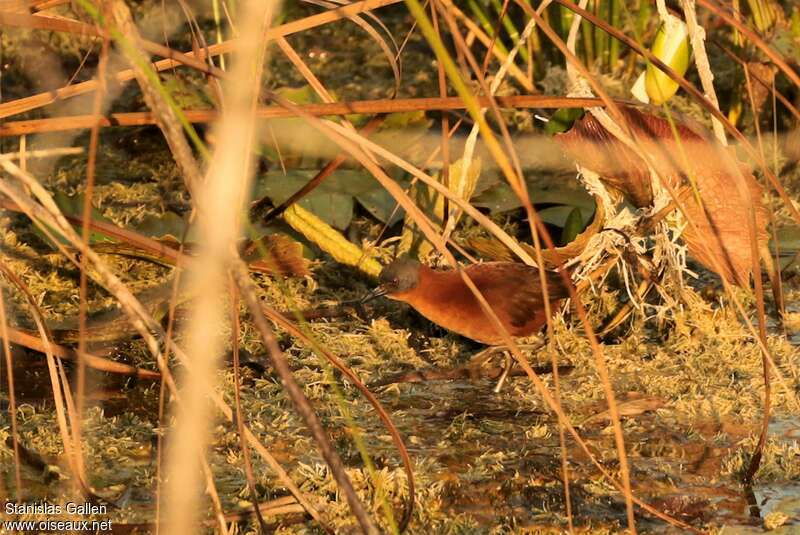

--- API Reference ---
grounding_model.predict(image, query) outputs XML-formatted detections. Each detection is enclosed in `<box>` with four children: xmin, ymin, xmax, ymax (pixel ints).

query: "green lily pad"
<box><xmin>34</xmin><ymin>191</ymin><xmax>116</xmax><ymax>247</ymax></box>
<box><xmin>253</xmin><ymin>169</ymin><xmax>410</xmax><ymax>228</ymax></box>
<box><xmin>355</xmin><ymin>187</ymin><xmax>404</xmax><ymax>226</ymax></box>
<box><xmin>545</xmin><ymin>108</ymin><xmax>586</xmax><ymax>135</ymax></box>
<box><xmin>253</xmin><ymin>170</ymin><xmax>360</xmax><ymax>230</ymax></box>
<box><xmin>537</xmin><ymin>205</ymin><xmax>578</xmax><ymax>227</ymax></box>
<box><xmin>473</xmin><ymin>176</ymin><xmax>595</xmax><ymax>216</ymax></box>
<box><xmin>536</xmin><ymin>205</ymin><xmax>588</xmax><ymax>245</ymax></box>
<box><xmin>561</xmin><ymin>206</ymin><xmax>584</xmax><ymax>246</ymax></box>
<box><xmin>773</xmin><ymin>226</ymin><xmax>800</xmax><ymax>253</ymax></box>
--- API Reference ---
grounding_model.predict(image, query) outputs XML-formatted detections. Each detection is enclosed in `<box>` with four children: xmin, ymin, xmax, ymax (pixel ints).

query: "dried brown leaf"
<box><xmin>556</xmin><ymin>107</ymin><xmax>769</xmax><ymax>286</ymax></box>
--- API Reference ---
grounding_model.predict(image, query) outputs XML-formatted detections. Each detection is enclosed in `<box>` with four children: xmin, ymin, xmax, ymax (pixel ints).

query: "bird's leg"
<box><xmin>466</xmin><ymin>345</ymin><xmax>505</xmax><ymax>371</ymax></box>
<box><xmin>492</xmin><ymin>344</ymin><xmax>544</xmax><ymax>393</ymax></box>
<box><xmin>479</xmin><ymin>341</ymin><xmax>545</xmax><ymax>392</ymax></box>
<box><xmin>466</xmin><ymin>341</ymin><xmax>545</xmax><ymax>390</ymax></box>
<box><xmin>493</xmin><ymin>352</ymin><xmax>513</xmax><ymax>393</ymax></box>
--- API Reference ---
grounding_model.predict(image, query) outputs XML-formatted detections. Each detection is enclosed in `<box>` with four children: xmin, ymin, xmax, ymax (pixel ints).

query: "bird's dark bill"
<box><xmin>360</xmin><ymin>285</ymin><xmax>388</xmax><ymax>303</ymax></box>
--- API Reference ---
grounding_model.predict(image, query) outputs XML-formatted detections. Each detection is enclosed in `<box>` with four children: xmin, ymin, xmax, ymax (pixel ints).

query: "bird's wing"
<box><xmin>467</xmin><ymin>263</ymin><xmax>569</xmax><ymax>328</ymax></box>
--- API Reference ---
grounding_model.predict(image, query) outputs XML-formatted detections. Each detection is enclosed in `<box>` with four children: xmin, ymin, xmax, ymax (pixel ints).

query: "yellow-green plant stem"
<box><xmin>594</xmin><ymin>0</ymin><xmax>608</xmax><ymax>68</ymax></box>
<box><xmin>635</xmin><ymin>0</ymin><xmax>651</xmax><ymax>38</ymax></box>
<box><xmin>468</xmin><ymin>0</ymin><xmax>511</xmax><ymax>57</ymax></box>
<box><xmin>212</xmin><ymin>0</ymin><xmax>227</xmax><ymax>70</ymax></box>
<box><xmin>490</xmin><ymin>0</ymin><xmax>530</xmax><ymax>62</ymax></box>
<box><xmin>580</xmin><ymin>7</ymin><xmax>595</xmax><ymax>66</ymax></box>
<box><xmin>557</xmin><ymin>3</ymin><xmax>573</xmax><ymax>37</ymax></box>
<box><xmin>746</xmin><ymin>0</ymin><xmax>775</xmax><ymax>33</ymax></box>
<box><xmin>609</xmin><ymin>0</ymin><xmax>621</xmax><ymax>69</ymax></box>
<box><xmin>283</xmin><ymin>204</ymin><xmax>381</xmax><ymax>277</ymax></box>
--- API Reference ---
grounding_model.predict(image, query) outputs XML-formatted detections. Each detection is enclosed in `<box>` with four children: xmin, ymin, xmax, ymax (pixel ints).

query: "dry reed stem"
<box><xmin>0</xmin><ymin>267</ymin><xmax>22</xmax><ymax>501</ymax></box>
<box><xmin>0</xmin><ymin>161</ymin><xmax>327</xmax><ymax>527</ymax></box>
<box><xmin>0</xmin><ymin>0</ymin><xmax>403</xmax><ymax>120</ymax></box>
<box><xmin>0</xmin><ymin>95</ymin><xmax>606</xmax><ymax>136</ymax></box>
<box><xmin>159</xmin><ymin>0</ymin><xmax>274</xmax><ymax>531</ymax></box>
<box><xmin>438</xmin><ymin>2</ymin><xmax>573</xmax><ymax>528</ymax></box>
<box><xmin>17</xmin><ymin>135</ymin><xmax>26</xmax><ymax>173</ymax></box>
<box><xmin>515</xmin><ymin>6</ymin><xmax>636</xmax><ymax>532</ymax></box>
<box><xmin>317</xmin><ymin>115</ymin><xmax>537</xmax><ymax>264</ymax></box>
<box><xmin>271</xmin><ymin>33</ymin><xmax>406</xmax><ymax>530</ymax></box>
<box><xmin>412</xmin><ymin>0</ymin><xmax>522</xmax><ymax>213</ymax></box>
<box><xmin>500</xmin><ymin>8</ymin><xmax>572</xmax><ymax>529</ymax></box>
<box><xmin>75</xmin><ymin>22</ymin><xmax>110</xmax><ymax>493</ymax></box>
<box><xmin>0</xmin><ymin>11</ymin><xmax>223</xmax><ymax>77</ymax></box>
<box><xmin>201</xmin><ymin>456</ymin><xmax>231</xmax><ymax>535</ymax></box>
<box><xmin>441</xmin><ymin>1</ymin><xmax>550</xmax><ymax>242</ymax></box>
<box><xmin>154</xmin><ymin>253</ymin><xmax>188</xmax><ymax>535</ymax></box>
<box><xmin>258</xmin><ymin>115</ymin><xmax>386</xmax><ymax>224</ymax></box>
<box><xmin>294</xmin><ymin>0</ymin><xmax>401</xmax><ymax>95</ymax></box>
<box><xmin>436</xmin><ymin>0</ymin><xmax>526</xmax><ymax>185</ymax></box>
<box><xmin>228</xmin><ymin>278</ymin><xmax>268</xmax><ymax>533</ymax></box>
<box><xmin>0</xmin><ymin>176</ymin><xmax>99</xmax><ymax>498</ymax></box>
<box><xmin>0</xmin><ymin>147</ymin><xmax>83</xmax><ymax>160</ymax></box>
<box><xmin>274</xmin><ymin>35</ymin><xmax>371</xmax><ymax>151</ymax></box>
<box><xmin>0</xmin><ymin>257</ymin><xmax>92</xmax><ymax>499</ymax></box>
<box><xmin>741</xmin><ymin>63</ymin><xmax>772</xmax><ymax>484</ymax></box>
<box><xmin>679</xmin><ymin>0</ymin><xmax>727</xmax><ymax>144</ymax></box>
<box><xmin>258</xmin><ymin>301</ymin><xmax>417</xmax><ymax>531</ymax></box>
<box><xmin>1</xmin><ymin>324</ymin><xmax>160</xmax><ymax>378</ymax></box>
<box><xmin>439</xmin><ymin>0</ymin><xmax>533</xmax><ymax>91</ymax></box>
<box><xmin>435</xmin><ymin>0</ymin><xmax>525</xmax><ymax>219</ymax></box>
<box><xmin>430</xmin><ymin>1</ymin><xmax>451</xmax><ymax>239</ymax></box>
<box><xmin>712</xmin><ymin>41</ymin><xmax>800</xmax><ymax>123</ymax></box>
<box><xmin>0</xmin><ymin>197</ymin><xmax>190</xmax><ymax>266</ymax></box>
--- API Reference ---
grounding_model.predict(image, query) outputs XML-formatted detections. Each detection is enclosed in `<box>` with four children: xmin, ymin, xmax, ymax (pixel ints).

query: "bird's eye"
<box><xmin>392</xmin><ymin>277</ymin><xmax>399</xmax><ymax>285</ymax></box>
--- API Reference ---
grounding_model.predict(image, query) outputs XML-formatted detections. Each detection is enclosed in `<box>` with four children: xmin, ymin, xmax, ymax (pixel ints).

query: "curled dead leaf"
<box><xmin>466</xmin><ymin>198</ymin><xmax>605</xmax><ymax>269</ymax></box>
<box><xmin>556</xmin><ymin>107</ymin><xmax>769</xmax><ymax>286</ymax></box>
<box><xmin>242</xmin><ymin>233</ymin><xmax>310</xmax><ymax>277</ymax></box>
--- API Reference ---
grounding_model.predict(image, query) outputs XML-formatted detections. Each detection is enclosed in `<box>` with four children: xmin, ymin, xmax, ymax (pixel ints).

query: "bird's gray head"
<box><xmin>361</xmin><ymin>258</ymin><xmax>421</xmax><ymax>303</ymax></box>
<box><xmin>378</xmin><ymin>257</ymin><xmax>421</xmax><ymax>294</ymax></box>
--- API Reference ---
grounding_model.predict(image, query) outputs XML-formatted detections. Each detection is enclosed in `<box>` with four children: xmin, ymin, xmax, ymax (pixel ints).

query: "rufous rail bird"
<box><xmin>364</xmin><ymin>258</ymin><xmax>571</xmax><ymax>390</ymax></box>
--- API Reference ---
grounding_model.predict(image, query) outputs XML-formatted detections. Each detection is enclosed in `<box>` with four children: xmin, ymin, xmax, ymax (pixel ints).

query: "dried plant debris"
<box><xmin>557</xmin><ymin>107</ymin><xmax>770</xmax><ymax>286</ymax></box>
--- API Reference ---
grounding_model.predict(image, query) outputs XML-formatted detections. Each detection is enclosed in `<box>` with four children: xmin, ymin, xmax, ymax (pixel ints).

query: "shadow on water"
<box><xmin>2</xmin><ymin>346</ymin><xmax>159</xmax><ymax>419</ymax></box>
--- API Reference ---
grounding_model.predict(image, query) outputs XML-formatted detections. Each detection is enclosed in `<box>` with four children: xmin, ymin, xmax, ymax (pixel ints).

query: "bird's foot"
<box><xmin>466</xmin><ymin>341</ymin><xmax>546</xmax><ymax>392</ymax></box>
<box><xmin>369</xmin><ymin>340</ymin><xmax>568</xmax><ymax>389</ymax></box>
